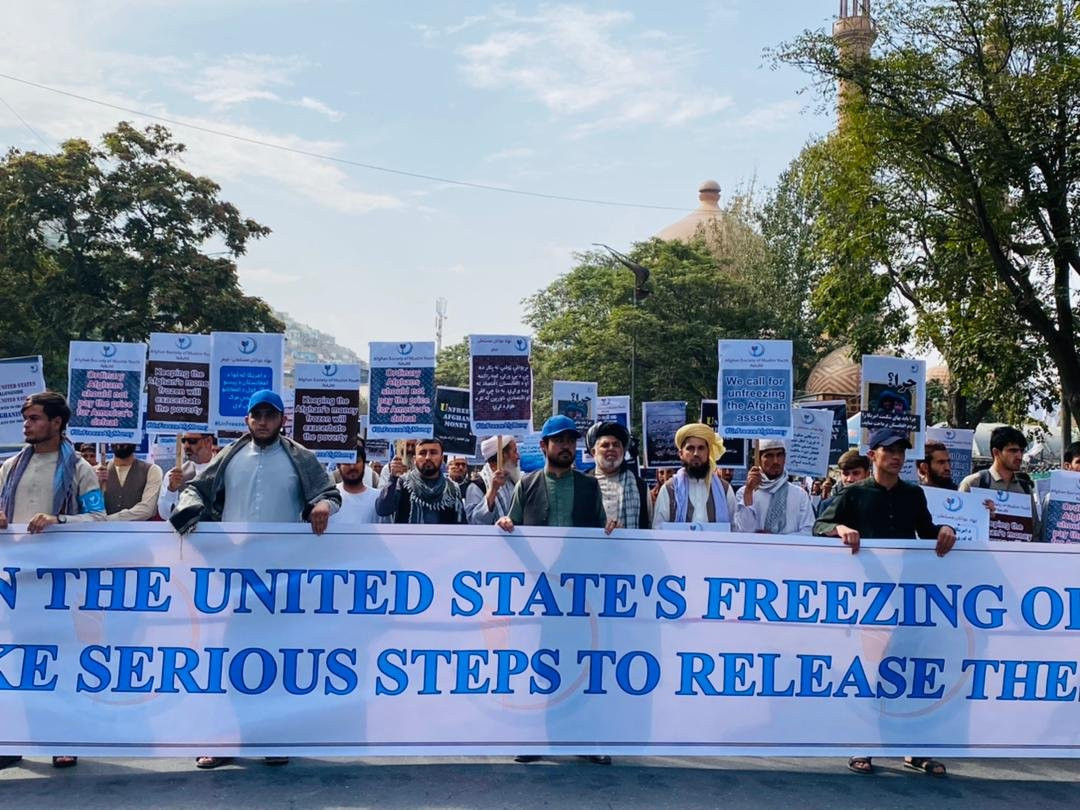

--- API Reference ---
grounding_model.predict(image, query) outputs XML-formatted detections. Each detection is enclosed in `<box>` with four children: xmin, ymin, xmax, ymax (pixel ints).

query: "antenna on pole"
<box><xmin>435</xmin><ymin>297</ymin><xmax>448</xmax><ymax>353</ymax></box>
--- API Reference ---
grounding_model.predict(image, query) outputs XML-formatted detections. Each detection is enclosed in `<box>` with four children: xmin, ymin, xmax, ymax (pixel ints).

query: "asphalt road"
<box><xmin>2</xmin><ymin>756</ymin><xmax>1079</xmax><ymax>808</ymax></box>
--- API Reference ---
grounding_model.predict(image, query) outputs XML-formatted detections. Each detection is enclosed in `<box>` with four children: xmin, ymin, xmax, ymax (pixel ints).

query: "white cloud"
<box><xmin>0</xmin><ymin>3</ymin><xmax>396</xmax><ymax>216</ymax></box>
<box><xmin>732</xmin><ymin>99</ymin><xmax>803</xmax><ymax>133</ymax></box>
<box><xmin>455</xmin><ymin>6</ymin><xmax>732</xmax><ymax>135</ymax></box>
<box><xmin>296</xmin><ymin>96</ymin><xmax>344</xmax><ymax>121</ymax></box>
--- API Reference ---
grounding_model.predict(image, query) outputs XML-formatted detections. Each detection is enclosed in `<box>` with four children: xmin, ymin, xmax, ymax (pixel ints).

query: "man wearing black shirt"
<box><xmin>813</xmin><ymin>427</ymin><xmax>956</xmax><ymax>777</ymax></box>
<box><xmin>814</xmin><ymin>429</ymin><xmax>957</xmax><ymax>556</ymax></box>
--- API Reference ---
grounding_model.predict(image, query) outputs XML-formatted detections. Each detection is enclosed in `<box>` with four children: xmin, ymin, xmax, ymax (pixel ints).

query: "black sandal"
<box><xmin>0</xmin><ymin>756</ymin><xmax>22</xmax><ymax>769</ymax></box>
<box><xmin>847</xmin><ymin>756</ymin><xmax>874</xmax><ymax>774</ymax></box>
<box><xmin>905</xmin><ymin>757</ymin><xmax>946</xmax><ymax>777</ymax></box>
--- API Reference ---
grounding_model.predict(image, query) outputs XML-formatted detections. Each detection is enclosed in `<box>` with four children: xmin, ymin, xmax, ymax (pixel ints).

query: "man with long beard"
<box><xmin>465</xmin><ymin>435</ymin><xmax>520</xmax><ymax>524</ymax></box>
<box><xmin>585</xmin><ymin>421</ymin><xmax>650</xmax><ymax>530</ymax></box>
<box><xmin>377</xmin><ymin>437</ymin><xmax>466</xmax><ymax>524</ymax></box>
<box><xmin>652</xmin><ymin>423</ymin><xmax>737</xmax><ymax>529</ymax></box>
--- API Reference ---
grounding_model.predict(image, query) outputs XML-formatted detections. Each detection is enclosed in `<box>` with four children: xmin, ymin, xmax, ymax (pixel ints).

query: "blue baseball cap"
<box><xmin>540</xmin><ymin>414</ymin><xmax>581</xmax><ymax>440</ymax></box>
<box><xmin>247</xmin><ymin>389</ymin><xmax>285</xmax><ymax>414</ymax></box>
<box><xmin>867</xmin><ymin>428</ymin><xmax>911</xmax><ymax>450</ymax></box>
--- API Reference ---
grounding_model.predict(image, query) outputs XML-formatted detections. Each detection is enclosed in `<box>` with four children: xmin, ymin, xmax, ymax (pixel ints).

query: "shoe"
<box><xmin>0</xmin><ymin>756</ymin><xmax>22</xmax><ymax>770</ymax></box>
<box><xmin>51</xmin><ymin>756</ymin><xmax>78</xmax><ymax>768</ymax></box>
<box><xmin>514</xmin><ymin>755</ymin><xmax>541</xmax><ymax>763</ymax></box>
<box><xmin>585</xmin><ymin>755</ymin><xmax>611</xmax><ymax>765</ymax></box>
<box><xmin>263</xmin><ymin>757</ymin><xmax>290</xmax><ymax>766</ymax></box>
<box><xmin>195</xmin><ymin>756</ymin><xmax>234</xmax><ymax>769</ymax></box>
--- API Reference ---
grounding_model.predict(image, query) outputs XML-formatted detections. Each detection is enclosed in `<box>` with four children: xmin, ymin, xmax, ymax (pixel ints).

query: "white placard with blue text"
<box><xmin>922</xmin><ymin>487</ymin><xmax>990</xmax><ymax>545</ymax></box>
<box><xmin>717</xmin><ymin>340</ymin><xmax>793</xmax><ymax>440</ymax></box>
<box><xmin>66</xmin><ymin>341</ymin><xmax>147</xmax><ymax>444</ymax></box>
<box><xmin>0</xmin><ymin>356</ymin><xmax>45</xmax><ymax>446</ymax></box>
<box><xmin>209</xmin><ymin>333</ymin><xmax>284</xmax><ymax>434</ymax></box>
<box><xmin>787</xmin><ymin>407</ymin><xmax>833</xmax><ymax>479</ymax></box>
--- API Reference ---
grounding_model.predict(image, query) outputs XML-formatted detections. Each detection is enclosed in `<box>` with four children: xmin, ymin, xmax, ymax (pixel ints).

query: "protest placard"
<box><xmin>642</xmin><ymin>401</ymin><xmax>686</xmax><ymax>468</ymax></box>
<box><xmin>787</xmin><ymin>407</ymin><xmax>832</xmax><ymax>479</ymax></box>
<box><xmin>145</xmin><ymin>333</ymin><xmax>211</xmax><ymax>434</ymax></box>
<box><xmin>293</xmin><ymin>363</ymin><xmax>361</xmax><ymax>463</ymax></box>
<box><xmin>469</xmin><ymin>335</ymin><xmax>532</xmax><ymax>436</ymax></box>
<box><xmin>517</xmin><ymin>431</ymin><xmax>546</xmax><ymax>473</ymax></box>
<box><xmin>0</xmin><ymin>355</ymin><xmax>44</xmax><ymax>446</ymax></box>
<box><xmin>971</xmin><ymin>487</ymin><xmax>1034</xmax><ymax>542</ymax></box>
<box><xmin>67</xmin><ymin>341</ymin><xmax>146</xmax><ymax>444</ymax></box>
<box><xmin>595</xmin><ymin>395</ymin><xmax>630</xmax><ymax>428</ymax></box>
<box><xmin>922</xmin><ymin>487</ymin><xmax>990</xmax><ymax>544</ymax></box>
<box><xmin>552</xmin><ymin>381</ymin><xmax>597</xmax><ymax>437</ymax></box>
<box><xmin>810</xmin><ymin>399</ymin><xmax>850</xmax><ymax>465</ymax></box>
<box><xmin>6</xmin><ymin>524</ymin><xmax>1080</xmax><ymax>758</ymax></box>
<box><xmin>859</xmin><ymin>356</ymin><xmax>926</xmax><ymax>456</ymax></box>
<box><xmin>369</xmin><ymin>342</ymin><xmax>436</xmax><ymax>440</ymax></box>
<box><xmin>717</xmin><ymin>340</ymin><xmax>793</xmax><ymax>440</ymax></box>
<box><xmin>209</xmin><ymin>333</ymin><xmax>284</xmax><ymax>434</ymax></box>
<box><xmin>1043</xmin><ymin>471</ymin><xmax>1080</xmax><ymax>543</ymax></box>
<box><xmin>925</xmin><ymin>427</ymin><xmax>975</xmax><ymax>486</ymax></box>
<box><xmin>699</xmin><ymin>399</ymin><xmax>747</xmax><ymax>469</ymax></box>
<box><xmin>434</xmin><ymin>387</ymin><xmax>478</xmax><ymax>456</ymax></box>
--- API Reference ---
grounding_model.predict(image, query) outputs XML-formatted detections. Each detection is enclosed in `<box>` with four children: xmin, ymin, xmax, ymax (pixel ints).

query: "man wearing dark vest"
<box><xmin>497</xmin><ymin>415</ymin><xmax>611</xmax><ymax>534</ymax></box>
<box><xmin>497</xmin><ymin>415</ymin><xmax>612</xmax><ymax>766</ymax></box>
<box><xmin>376</xmin><ymin>437</ymin><xmax>466</xmax><ymax>524</ymax></box>
<box><xmin>98</xmin><ymin>443</ymin><xmax>163</xmax><ymax>521</ymax></box>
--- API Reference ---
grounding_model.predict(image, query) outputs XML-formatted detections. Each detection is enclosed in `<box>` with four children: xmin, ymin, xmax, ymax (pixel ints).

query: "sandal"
<box><xmin>52</xmin><ymin>756</ymin><xmax>78</xmax><ymax>768</ymax></box>
<box><xmin>847</xmin><ymin>756</ymin><xmax>874</xmax><ymax>775</ymax></box>
<box><xmin>195</xmin><ymin>756</ymin><xmax>234</xmax><ymax>769</ymax></box>
<box><xmin>905</xmin><ymin>757</ymin><xmax>947</xmax><ymax>777</ymax></box>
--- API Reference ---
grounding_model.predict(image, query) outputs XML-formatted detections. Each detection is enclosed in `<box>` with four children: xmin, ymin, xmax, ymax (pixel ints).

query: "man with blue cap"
<box><xmin>169</xmin><ymin>389</ymin><xmax>341</xmax><ymax>771</ymax></box>
<box><xmin>496</xmin><ymin>415</ymin><xmax>610</xmax><ymax>533</ymax></box>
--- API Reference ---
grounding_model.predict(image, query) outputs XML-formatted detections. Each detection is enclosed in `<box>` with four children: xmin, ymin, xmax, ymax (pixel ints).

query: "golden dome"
<box><xmin>806</xmin><ymin>346</ymin><xmax>860</xmax><ymax>397</ymax></box>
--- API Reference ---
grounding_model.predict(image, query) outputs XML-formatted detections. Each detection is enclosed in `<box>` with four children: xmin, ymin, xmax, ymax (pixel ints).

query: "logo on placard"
<box><xmin>800</xmin><ymin>411</ymin><xmax>815</xmax><ymax>426</ymax></box>
<box><xmin>910</xmin><ymin>363</ymin><xmax>920</xmax><ymax>373</ymax></box>
<box><xmin>322</xmin><ymin>364</ymin><xmax>338</xmax><ymax>377</ymax></box>
<box><xmin>176</xmin><ymin>336</ymin><xmax>192</xmax><ymax>350</ymax></box>
<box><xmin>398</xmin><ymin>343</ymin><xmax>413</xmax><ymax>356</ymax></box>
<box><xmin>515</xmin><ymin>338</ymin><xmax>527</xmax><ymax>352</ymax></box>
<box><xmin>943</xmin><ymin>496</ymin><xmax>963</xmax><ymax>513</ymax></box>
<box><xmin>945</xmin><ymin>429</ymin><xmax>956</xmax><ymax>440</ymax></box>
<box><xmin>749</xmin><ymin>344</ymin><xmax>765</xmax><ymax>357</ymax></box>
<box><xmin>100</xmin><ymin>343</ymin><xmax>116</xmax><ymax>358</ymax></box>
<box><xmin>239</xmin><ymin>338</ymin><xmax>257</xmax><ymax>355</ymax></box>
<box><xmin>29</xmin><ymin>364</ymin><xmax>38</xmax><ymax>373</ymax></box>
<box><xmin>689</xmin><ymin>523</ymin><xmax>703</xmax><ymax>532</ymax></box>
<box><xmin>995</xmin><ymin>490</ymin><xmax>1010</xmax><ymax>503</ymax></box>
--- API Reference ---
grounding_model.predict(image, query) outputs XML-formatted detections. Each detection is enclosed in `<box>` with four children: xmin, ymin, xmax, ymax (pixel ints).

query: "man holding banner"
<box><xmin>653</xmin><ymin>423</ymin><xmax>736</xmax><ymax>530</ymax></box>
<box><xmin>585</xmin><ymin>421</ymin><xmax>650</xmax><ymax>530</ymax></box>
<box><xmin>100</xmin><ymin>443</ymin><xmax>163</xmax><ymax>522</ymax></box>
<box><xmin>734</xmin><ymin>439</ymin><xmax>814</xmax><ymax>535</ymax></box>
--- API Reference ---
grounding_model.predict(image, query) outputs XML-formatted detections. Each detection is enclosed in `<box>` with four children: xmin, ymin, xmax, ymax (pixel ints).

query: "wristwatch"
<box><xmin>56</xmin><ymin>514</ymin><xmax>66</xmax><ymax>524</ymax></box>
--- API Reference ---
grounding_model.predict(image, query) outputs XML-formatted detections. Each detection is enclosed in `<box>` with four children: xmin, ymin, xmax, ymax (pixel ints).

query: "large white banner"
<box><xmin>2</xmin><ymin>525</ymin><xmax>1079</xmax><ymax>758</ymax></box>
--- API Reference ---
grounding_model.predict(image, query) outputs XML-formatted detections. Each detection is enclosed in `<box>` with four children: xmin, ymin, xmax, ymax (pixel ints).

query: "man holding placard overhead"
<box><xmin>653</xmin><ymin>423</ymin><xmax>737</xmax><ymax>530</ymax></box>
<box><xmin>465</xmin><ymin>435</ymin><xmax>520</xmax><ymax>524</ymax></box>
<box><xmin>734</xmin><ymin>438</ymin><xmax>815</xmax><ymax>535</ymax></box>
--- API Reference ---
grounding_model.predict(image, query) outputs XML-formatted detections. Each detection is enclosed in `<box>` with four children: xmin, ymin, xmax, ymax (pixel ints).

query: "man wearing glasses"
<box><xmin>157</xmin><ymin>431</ymin><xmax>216</xmax><ymax>519</ymax></box>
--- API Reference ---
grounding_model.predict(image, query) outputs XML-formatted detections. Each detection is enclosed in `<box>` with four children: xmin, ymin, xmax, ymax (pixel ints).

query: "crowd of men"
<box><xmin>1</xmin><ymin>389</ymin><xmax>1074</xmax><ymax>777</ymax></box>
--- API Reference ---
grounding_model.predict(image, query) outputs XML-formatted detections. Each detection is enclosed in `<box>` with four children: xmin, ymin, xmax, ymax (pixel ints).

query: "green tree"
<box><xmin>523</xmin><ymin>237</ymin><xmax>780</xmax><ymax>433</ymax></box>
<box><xmin>0</xmin><ymin>122</ymin><xmax>281</xmax><ymax>388</ymax></box>
<box><xmin>777</xmin><ymin>0</ymin><xmax>1080</xmax><ymax>434</ymax></box>
<box><xmin>435</xmin><ymin>338</ymin><xmax>470</xmax><ymax>388</ymax></box>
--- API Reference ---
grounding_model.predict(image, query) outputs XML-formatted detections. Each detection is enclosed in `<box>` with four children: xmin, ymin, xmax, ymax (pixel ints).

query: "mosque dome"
<box><xmin>806</xmin><ymin>346</ymin><xmax>861</xmax><ymax>398</ymax></box>
<box><xmin>655</xmin><ymin>180</ymin><xmax>727</xmax><ymax>242</ymax></box>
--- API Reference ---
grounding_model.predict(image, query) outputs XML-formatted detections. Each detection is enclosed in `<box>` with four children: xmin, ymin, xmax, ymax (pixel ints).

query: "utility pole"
<box><xmin>435</xmin><ymin>297</ymin><xmax>448</xmax><ymax>353</ymax></box>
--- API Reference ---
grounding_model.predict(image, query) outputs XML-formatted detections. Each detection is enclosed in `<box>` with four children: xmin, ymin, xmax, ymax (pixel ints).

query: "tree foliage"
<box><xmin>777</xmin><ymin>0</ymin><xmax>1080</xmax><ymax>431</ymax></box>
<box><xmin>0</xmin><ymin>122</ymin><xmax>282</xmax><ymax>388</ymax></box>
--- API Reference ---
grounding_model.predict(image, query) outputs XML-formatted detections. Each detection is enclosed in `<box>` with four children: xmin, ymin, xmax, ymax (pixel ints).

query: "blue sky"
<box><xmin>0</xmin><ymin>1</ymin><xmax>840</xmax><ymax>358</ymax></box>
